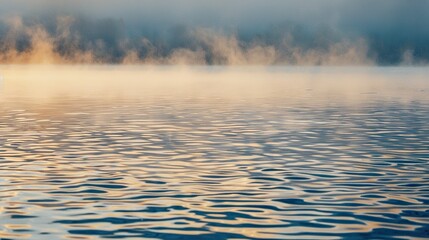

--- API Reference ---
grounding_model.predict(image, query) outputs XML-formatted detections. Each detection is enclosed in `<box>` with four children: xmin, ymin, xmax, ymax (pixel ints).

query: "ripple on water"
<box><xmin>0</xmin><ymin>67</ymin><xmax>429</xmax><ymax>239</ymax></box>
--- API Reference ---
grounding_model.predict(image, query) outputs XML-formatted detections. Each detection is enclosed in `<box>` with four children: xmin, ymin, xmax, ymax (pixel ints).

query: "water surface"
<box><xmin>0</xmin><ymin>66</ymin><xmax>428</xmax><ymax>239</ymax></box>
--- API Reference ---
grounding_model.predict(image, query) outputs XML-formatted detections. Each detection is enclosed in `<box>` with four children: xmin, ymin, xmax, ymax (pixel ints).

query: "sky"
<box><xmin>0</xmin><ymin>0</ymin><xmax>428</xmax><ymax>65</ymax></box>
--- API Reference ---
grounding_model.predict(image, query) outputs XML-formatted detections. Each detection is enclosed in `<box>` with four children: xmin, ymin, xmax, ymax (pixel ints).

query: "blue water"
<box><xmin>0</xmin><ymin>67</ymin><xmax>428</xmax><ymax>239</ymax></box>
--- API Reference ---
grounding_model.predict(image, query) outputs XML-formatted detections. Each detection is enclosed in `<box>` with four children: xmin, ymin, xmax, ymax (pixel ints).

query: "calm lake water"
<box><xmin>0</xmin><ymin>66</ymin><xmax>428</xmax><ymax>239</ymax></box>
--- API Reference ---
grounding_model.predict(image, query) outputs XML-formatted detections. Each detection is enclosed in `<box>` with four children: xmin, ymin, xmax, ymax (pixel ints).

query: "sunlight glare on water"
<box><xmin>0</xmin><ymin>66</ymin><xmax>428</xmax><ymax>239</ymax></box>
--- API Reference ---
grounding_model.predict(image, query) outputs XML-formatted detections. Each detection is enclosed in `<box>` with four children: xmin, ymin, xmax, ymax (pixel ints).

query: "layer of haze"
<box><xmin>2</xmin><ymin>66</ymin><xmax>429</xmax><ymax>105</ymax></box>
<box><xmin>0</xmin><ymin>0</ymin><xmax>428</xmax><ymax>65</ymax></box>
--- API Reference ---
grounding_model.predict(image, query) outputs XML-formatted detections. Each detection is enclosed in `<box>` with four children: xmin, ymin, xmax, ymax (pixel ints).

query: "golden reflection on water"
<box><xmin>0</xmin><ymin>66</ymin><xmax>428</xmax><ymax>239</ymax></box>
<box><xmin>1</xmin><ymin>66</ymin><xmax>428</xmax><ymax>105</ymax></box>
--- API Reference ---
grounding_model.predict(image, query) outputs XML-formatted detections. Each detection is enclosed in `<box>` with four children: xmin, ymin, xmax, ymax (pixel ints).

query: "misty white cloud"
<box><xmin>0</xmin><ymin>0</ymin><xmax>427</xmax><ymax>65</ymax></box>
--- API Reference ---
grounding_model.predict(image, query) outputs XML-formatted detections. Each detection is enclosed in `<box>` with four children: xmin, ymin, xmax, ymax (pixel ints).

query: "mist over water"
<box><xmin>0</xmin><ymin>0</ymin><xmax>428</xmax><ymax>65</ymax></box>
<box><xmin>1</xmin><ymin>1</ymin><xmax>429</xmax><ymax>238</ymax></box>
<box><xmin>0</xmin><ymin>66</ymin><xmax>429</xmax><ymax>239</ymax></box>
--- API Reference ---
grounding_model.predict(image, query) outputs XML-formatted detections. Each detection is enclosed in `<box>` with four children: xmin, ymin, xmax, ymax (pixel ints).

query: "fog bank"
<box><xmin>0</xmin><ymin>0</ymin><xmax>428</xmax><ymax>65</ymax></box>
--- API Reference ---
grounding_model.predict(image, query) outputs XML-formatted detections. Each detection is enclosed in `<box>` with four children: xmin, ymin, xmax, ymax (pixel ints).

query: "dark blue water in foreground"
<box><xmin>0</xmin><ymin>67</ymin><xmax>428</xmax><ymax>239</ymax></box>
